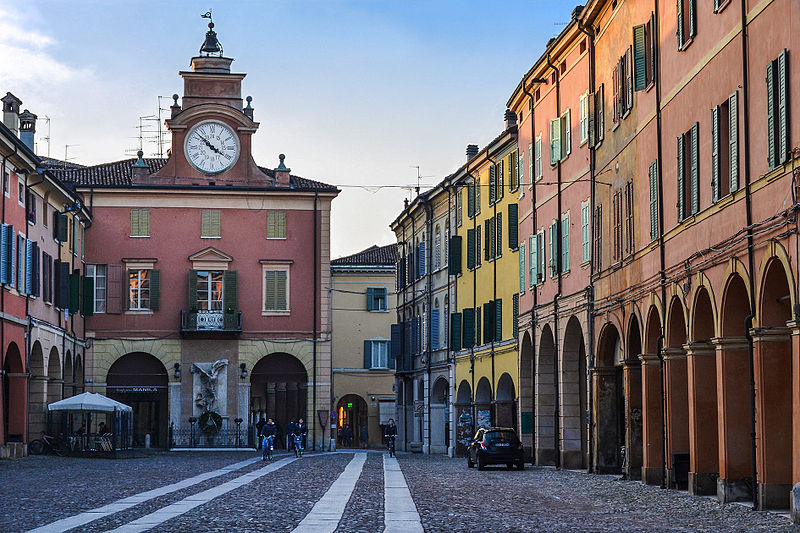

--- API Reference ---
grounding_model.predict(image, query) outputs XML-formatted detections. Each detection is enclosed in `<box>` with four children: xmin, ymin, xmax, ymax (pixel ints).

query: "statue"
<box><xmin>191</xmin><ymin>359</ymin><xmax>228</xmax><ymax>414</ymax></box>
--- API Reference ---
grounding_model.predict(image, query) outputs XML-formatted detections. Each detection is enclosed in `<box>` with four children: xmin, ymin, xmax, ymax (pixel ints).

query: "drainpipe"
<box><xmin>485</xmin><ymin>152</ymin><xmax>498</xmax><ymax>427</ymax></box>
<box><xmin>576</xmin><ymin>11</ymin><xmax>596</xmax><ymax>474</ymax></box>
<box><xmin>463</xmin><ymin>162</ymin><xmax>478</xmax><ymax>436</ymax></box>
<box><xmin>1</xmin><ymin>153</ymin><xmax>8</xmax><ymax>444</ymax></box>
<box><xmin>422</xmin><ymin>195</ymin><xmax>433</xmax><ymax>453</ymax></box>
<box><xmin>739</xmin><ymin>0</ymin><xmax>758</xmax><ymax>509</ymax></box>
<box><xmin>653</xmin><ymin>0</ymin><xmax>670</xmax><ymax>487</ymax></box>
<box><xmin>545</xmin><ymin>50</ymin><xmax>563</xmax><ymax>469</ymax></box>
<box><xmin>401</xmin><ymin>222</ymin><xmax>408</xmax><ymax>451</ymax></box>
<box><xmin>521</xmin><ymin>82</ymin><xmax>538</xmax><ymax>464</ymax></box>
<box><xmin>312</xmin><ymin>192</ymin><xmax>318</xmax><ymax>451</ymax></box>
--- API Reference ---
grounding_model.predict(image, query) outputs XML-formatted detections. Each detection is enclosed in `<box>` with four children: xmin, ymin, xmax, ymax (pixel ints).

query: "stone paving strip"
<box><xmin>334</xmin><ymin>452</ymin><xmax>384</xmax><ymax>533</ymax></box>
<box><xmin>383</xmin><ymin>454</ymin><xmax>423</xmax><ymax>533</ymax></box>
<box><xmin>104</xmin><ymin>456</ymin><xmax>297</xmax><ymax>533</ymax></box>
<box><xmin>25</xmin><ymin>456</ymin><xmax>261</xmax><ymax>533</ymax></box>
<box><xmin>292</xmin><ymin>453</ymin><xmax>367</xmax><ymax>533</ymax></box>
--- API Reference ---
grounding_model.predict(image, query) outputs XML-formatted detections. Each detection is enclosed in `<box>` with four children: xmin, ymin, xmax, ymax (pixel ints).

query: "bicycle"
<box><xmin>385</xmin><ymin>435</ymin><xmax>396</xmax><ymax>458</ymax></box>
<box><xmin>293</xmin><ymin>434</ymin><xmax>304</xmax><ymax>457</ymax></box>
<box><xmin>28</xmin><ymin>434</ymin><xmax>69</xmax><ymax>457</ymax></box>
<box><xmin>261</xmin><ymin>435</ymin><xmax>274</xmax><ymax>461</ymax></box>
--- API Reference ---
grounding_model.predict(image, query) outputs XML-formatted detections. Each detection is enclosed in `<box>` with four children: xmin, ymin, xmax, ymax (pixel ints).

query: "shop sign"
<box><xmin>114</xmin><ymin>386</ymin><xmax>159</xmax><ymax>393</ymax></box>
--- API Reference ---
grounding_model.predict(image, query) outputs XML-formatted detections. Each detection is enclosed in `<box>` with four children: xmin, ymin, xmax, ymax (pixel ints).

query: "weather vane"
<box><xmin>199</xmin><ymin>9</ymin><xmax>223</xmax><ymax>56</ymax></box>
<box><xmin>201</xmin><ymin>10</ymin><xmax>213</xmax><ymax>24</ymax></box>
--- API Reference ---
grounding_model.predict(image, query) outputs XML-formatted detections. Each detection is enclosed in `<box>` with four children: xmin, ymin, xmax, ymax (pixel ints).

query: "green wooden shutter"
<box><xmin>496</xmin><ymin>213</ymin><xmax>502</xmax><ymax>257</ymax></box>
<box><xmin>467</xmin><ymin>182</ymin><xmax>475</xmax><ymax>218</ymax></box>
<box><xmin>563</xmin><ymin>110</ymin><xmax>571</xmax><ymax>157</ymax></box>
<box><xmin>676</xmin><ymin>0</ymin><xmax>684</xmax><ymax>48</ymax></box>
<box><xmin>649</xmin><ymin>161</ymin><xmax>659</xmax><ymax>240</ymax></box>
<box><xmin>467</xmin><ymin>229</ymin><xmax>475</xmax><ymax>270</ymax></box>
<box><xmin>462</xmin><ymin>308</ymin><xmax>475</xmax><ymax>348</ymax></box>
<box><xmin>634</xmin><ymin>24</ymin><xmax>647</xmax><ymax>91</ymax></box>
<box><xmin>650</xmin><ymin>13</ymin><xmax>657</xmax><ymax>81</ymax></box>
<box><xmin>778</xmin><ymin>49</ymin><xmax>789</xmax><ymax>165</ymax></box>
<box><xmin>508</xmin><ymin>203</ymin><xmax>518</xmax><ymax>250</ymax></box>
<box><xmin>224</xmin><ymin>270</ymin><xmax>238</xmax><ymax>329</ymax></box>
<box><xmin>562</xmin><ymin>215</ymin><xmax>570</xmax><ymax>272</ymax></box>
<box><xmin>484</xmin><ymin>220</ymin><xmax>491</xmax><ymax>261</ymax></box>
<box><xmin>366</xmin><ymin>287</ymin><xmax>375</xmax><ymax>311</ymax></box>
<box><xmin>688</xmin><ymin>0</ymin><xmax>696</xmax><ymax>38</ymax></box>
<box><xmin>475</xmin><ymin>307</ymin><xmax>481</xmax><ymax>346</ymax></box>
<box><xmin>512</xmin><ymin>293</ymin><xmax>519</xmax><ymax>339</ymax></box>
<box><xmin>548</xmin><ymin>223</ymin><xmax>555</xmax><ymax>275</ymax></box>
<box><xmin>475</xmin><ymin>225</ymin><xmax>481</xmax><ymax>266</ymax></box>
<box><xmin>519</xmin><ymin>242</ymin><xmax>525</xmax><ymax>293</ymax></box>
<box><xmin>57</xmin><ymin>213</ymin><xmax>68</xmax><ymax>242</ymax></box>
<box><xmin>711</xmin><ymin>105</ymin><xmax>720</xmax><ymax>202</ymax></box>
<box><xmin>130</xmin><ymin>209</ymin><xmax>139</xmax><ymax>237</ymax></box>
<box><xmin>81</xmin><ymin>275</ymin><xmax>94</xmax><ymax>317</ymax></box>
<box><xmin>677</xmin><ymin>134</ymin><xmax>685</xmax><ymax>220</ymax></box>
<box><xmin>188</xmin><ymin>269</ymin><xmax>198</xmax><ymax>312</ymax></box>
<box><xmin>450</xmin><ymin>312</ymin><xmax>462</xmax><ymax>351</ymax></box>
<box><xmin>364</xmin><ymin>340</ymin><xmax>372</xmax><ymax>369</ymax></box>
<box><xmin>691</xmin><ymin>122</ymin><xmax>699</xmax><ymax>214</ymax></box>
<box><xmin>69</xmin><ymin>270</ymin><xmax>80</xmax><ymax>314</ymax></box>
<box><xmin>495</xmin><ymin>299</ymin><xmax>502</xmax><ymax>341</ymax></box>
<box><xmin>483</xmin><ymin>302</ymin><xmax>493</xmax><ymax>344</ymax></box>
<box><xmin>729</xmin><ymin>91</ymin><xmax>739</xmax><ymax>192</ymax></box>
<box><xmin>498</xmin><ymin>160</ymin><xmax>505</xmax><ymax>199</ymax></box>
<box><xmin>550</xmin><ymin>118</ymin><xmax>560</xmax><ymax>165</ymax></box>
<box><xmin>149</xmin><ymin>269</ymin><xmax>160</xmax><ymax>310</ymax></box>
<box><xmin>489</xmin><ymin>166</ymin><xmax>496</xmax><ymax>205</ymax></box>
<box><xmin>530</xmin><ymin>235</ymin><xmax>537</xmax><ymax>286</ymax></box>
<box><xmin>448</xmin><ymin>236</ymin><xmax>462</xmax><ymax>275</ymax></box>
<box><xmin>767</xmin><ymin>60</ymin><xmax>777</xmax><ymax>168</ymax></box>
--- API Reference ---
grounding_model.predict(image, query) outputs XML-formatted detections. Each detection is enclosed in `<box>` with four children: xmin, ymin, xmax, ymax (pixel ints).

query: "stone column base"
<box><xmin>642</xmin><ymin>466</ymin><xmax>662</xmax><ymax>485</ymax></box>
<box><xmin>688</xmin><ymin>472</ymin><xmax>718</xmax><ymax>496</ymax></box>
<box><xmin>626</xmin><ymin>467</ymin><xmax>642</xmax><ymax>481</ymax></box>
<box><xmin>717</xmin><ymin>477</ymin><xmax>752</xmax><ymax>503</ymax></box>
<box><xmin>561</xmin><ymin>450</ymin><xmax>585</xmax><ymax>470</ymax></box>
<box><xmin>758</xmin><ymin>482</ymin><xmax>791</xmax><ymax>510</ymax></box>
<box><xmin>791</xmin><ymin>483</ymin><xmax>800</xmax><ymax>523</ymax></box>
<box><xmin>536</xmin><ymin>447</ymin><xmax>556</xmax><ymax>466</ymax></box>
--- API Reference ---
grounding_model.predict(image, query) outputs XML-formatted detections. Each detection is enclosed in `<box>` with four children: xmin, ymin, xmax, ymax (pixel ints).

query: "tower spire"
<box><xmin>199</xmin><ymin>10</ymin><xmax>223</xmax><ymax>57</ymax></box>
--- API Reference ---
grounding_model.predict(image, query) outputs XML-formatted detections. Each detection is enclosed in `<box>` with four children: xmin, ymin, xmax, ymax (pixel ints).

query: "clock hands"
<box><xmin>199</xmin><ymin>135</ymin><xmax>222</xmax><ymax>155</ymax></box>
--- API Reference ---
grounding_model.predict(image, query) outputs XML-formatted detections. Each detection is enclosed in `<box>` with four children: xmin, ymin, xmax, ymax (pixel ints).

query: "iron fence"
<box><xmin>170</xmin><ymin>423</ymin><xmax>255</xmax><ymax>449</ymax></box>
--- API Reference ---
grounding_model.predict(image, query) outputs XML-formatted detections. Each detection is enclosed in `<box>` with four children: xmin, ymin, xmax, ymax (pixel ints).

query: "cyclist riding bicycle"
<box><xmin>260</xmin><ymin>418</ymin><xmax>277</xmax><ymax>461</ymax></box>
<box><xmin>294</xmin><ymin>418</ymin><xmax>308</xmax><ymax>457</ymax></box>
<box><xmin>384</xmin><ymin>418</ymin><xmax>398</xmax><ymax>457</ymax></box>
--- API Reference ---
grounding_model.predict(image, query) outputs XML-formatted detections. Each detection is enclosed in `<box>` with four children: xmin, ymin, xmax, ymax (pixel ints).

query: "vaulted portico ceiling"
<box><xmin>188</xmin><ymin>246</ymin><xmax>234</xmax><ymax>271</ymax></box>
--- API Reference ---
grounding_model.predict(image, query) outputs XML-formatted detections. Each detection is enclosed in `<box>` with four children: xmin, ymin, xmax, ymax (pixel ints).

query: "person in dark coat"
<box><xmin>286</xmin><ymin>419</ymin><xmax>297</xmax><ymax>450</ymax></box>
<box><xmin>360</xmin><ymin>426</ymin><xmax>369</xmax><ymax>449</ymax></box>
<box><xmin>296</xmin><ymin>418</ymin><xmax>308</xmax><ymax>450</ymax></box>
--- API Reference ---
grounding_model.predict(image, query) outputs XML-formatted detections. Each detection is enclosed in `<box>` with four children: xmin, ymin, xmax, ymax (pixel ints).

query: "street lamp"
<box><xmin>173</xmin><ymin>362</ymin><xmax>181</xmax><ymax>380</ymax></box>
<box><xmin>239</xmin><ymin>363</ymin><xmax>247</xmax><ymax>380</ymax></box>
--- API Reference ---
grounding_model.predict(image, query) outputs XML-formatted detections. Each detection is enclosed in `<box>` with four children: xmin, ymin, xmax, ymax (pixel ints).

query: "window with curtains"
<box><xmin>128</xmin><ymin>269</ymin><xmax>151</xmax><ymax>310</ymax></box>
<box><xmin>367</xmin><ymin>340</ymin><xmax>389</xmax><ymax>369</ymax></box>
<box><xmin>197</xmin><ymin>271</ymin><xmax>223</xmax><ymax>311</ymax></box>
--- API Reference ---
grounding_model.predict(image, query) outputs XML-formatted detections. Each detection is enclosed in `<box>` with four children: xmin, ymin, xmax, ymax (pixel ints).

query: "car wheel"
<box><xmin>28</xmin><ymin>439</ymin><xmax>44</xmax><ymax>455</ymax></box>
<box><xmin>477</xmin><ymin>453</ymin><xmax>486</xmax><ymax>470</ymax></box>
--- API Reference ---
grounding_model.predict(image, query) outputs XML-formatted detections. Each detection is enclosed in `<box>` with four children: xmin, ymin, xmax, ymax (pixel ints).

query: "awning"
<box><xmin>48</xmin><ymin>391</ymin><xmax>133</xmax><ymax>412</ymax></box>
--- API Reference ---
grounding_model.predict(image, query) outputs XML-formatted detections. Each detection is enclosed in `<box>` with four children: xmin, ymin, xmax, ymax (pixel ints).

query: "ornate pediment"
<box><xmin>188</xmin><ymin>247</ymin><xmax>233</xmax><ymax>270</ymax></box>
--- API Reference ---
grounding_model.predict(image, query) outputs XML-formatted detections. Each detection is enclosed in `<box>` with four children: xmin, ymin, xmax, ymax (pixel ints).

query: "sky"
<box><xmin>0</xmin><ymin>0</ymin><xmax>569</xmax><ymax>259</ymax></box>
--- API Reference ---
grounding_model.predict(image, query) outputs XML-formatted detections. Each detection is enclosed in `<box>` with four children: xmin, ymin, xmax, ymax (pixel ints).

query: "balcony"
<box><xmin>180</xmin><ymin>309</ymin><xmax>242</xmax><ymax>337</ymax></box>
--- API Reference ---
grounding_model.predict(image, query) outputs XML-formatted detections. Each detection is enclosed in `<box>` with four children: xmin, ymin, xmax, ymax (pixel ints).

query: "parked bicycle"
<box><xmin>261</xmin><ymin>435</ymin><xmax>274</xmax><ymax>461</ymax></box>
<box><xmin>293</xmin><ymin>433</ymin><xmax>304</xmax><ymax>457</ymax></box>
<box><xmin>28</xmin><ymin>434</ymin><xmax>69</xmax><ymax>457</ymax></box>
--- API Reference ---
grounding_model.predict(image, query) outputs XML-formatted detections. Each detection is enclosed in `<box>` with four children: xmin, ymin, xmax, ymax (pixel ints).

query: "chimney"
<box><xmin>274</xmin><ymin>154</ymin><xmax>291</xmax><ymax>187</ymax></box>
<box><xmin>18</xmin><ymin>109</ymin><xmax>37</xmax><ymax>151</ymax></box>
<box><xmin>170</xmin><ymin>94</ymin><xmax>181</xmax><ymax>118</ymax></box>
<box><xmin>1</xmin><ymin>92</ymin><xmax>22</xmax><ymax>136</ymax></box>
<box><xmin>131</xmin><ymin>150</ymin><xmax>150</xmax><ymax>181</ymax></box>
<box><xmin>504</xmin><ymin>109</ymin><xmax>517</xmax><ymax>130</ymax></box>
<box><xmin>243</xmin><ymin>96</ymin><xmax>254</xmax><ymax>120</ymax></box>
<box><xmin>466</xmin><ymin>144</ymin><xmax>479</xmax><ymax>161</ymax></box>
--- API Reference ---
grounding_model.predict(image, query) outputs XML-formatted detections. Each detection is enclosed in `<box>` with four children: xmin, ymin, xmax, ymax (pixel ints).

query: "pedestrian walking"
<box><xmin>360</xmin><ymin>426</ymin><xmax>369</xmax><ymax>449</ymax></box>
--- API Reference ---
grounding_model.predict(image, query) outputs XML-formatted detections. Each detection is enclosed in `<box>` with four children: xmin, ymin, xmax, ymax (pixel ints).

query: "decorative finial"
<box><xmin>199</xmin><ymin>10</ymin><xmax>223</xmax><ymax>56</ymax></box>
<box><xmin>132</xmin><ymin>150</ymin><xmax>149</xmax><ymax>169</ymax></box>
<box><xmin>245</xmin><ymin>96</ymin><xmax>252</xmax><ymax>109</ymax></box>
<box><xmin>172</xmin><ymin>94</ymin><xmax>179</xmax><ymax>105</ymax></box>
<box><xmin>275</xmin><ymin>154</ymin><xmax>290</xmax><ymax>172</ymax></box>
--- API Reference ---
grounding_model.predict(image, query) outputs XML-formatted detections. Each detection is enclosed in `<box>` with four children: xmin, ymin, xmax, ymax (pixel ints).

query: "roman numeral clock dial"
<box><xmin>184</xmin><ymin>120</ymin><xmax>240</xmax><ymax>174</ymax></box>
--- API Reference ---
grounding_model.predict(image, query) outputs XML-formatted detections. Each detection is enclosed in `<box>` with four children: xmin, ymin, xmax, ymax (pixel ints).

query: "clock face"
<box><xmin>184</xmin><ymin>120</ymin><xmax>240</xmax><ymax>174</ymax></box>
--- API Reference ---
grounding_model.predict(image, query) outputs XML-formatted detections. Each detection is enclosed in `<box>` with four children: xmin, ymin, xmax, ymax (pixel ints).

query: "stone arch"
<box><xmin>28</xmin><ymin>341</ymin><xmax>47</xmax><ymax>439</ymax></box>
<box><xmin>752</xmin><ymin>255</ymin><xmax>793</xmax><ymax>508</ymax></box>
<box><xmin>47</xmin><ymin>346</ymin><xmax>63</xmax><ymax>409</ymax></box>
<box><xmin>689</xmin><ymin>276</ymin><xmax>718</xmax><ymax>341</ymax></box>
<box><xmin>594</xmin><ymin>322</ymin><xmax>622</xmax><ymax>473</ymax></box>
<box><xmin>63</xmin><ymin>352</ymin><xmax>74</xmax><ymax>398</ymax></box>
<box><xmin>430</xmin><ymin>377</ymin><xmax>450</xmax><ymax>453</ymax></box>
<box><xmin>624</xmin><ymin>313</ymin><xmax>643</xmax><ymax>480</ymax></box>
<box><xmin>687</xmin><ymin>285</ymin><xmax>719</xmax><ymax>495</ymax></box>
<box><xmin>250</xmin><ymin>352</ymin><xmax>308</xmax><ymax>448</ymax></box>
<box><xmin>721</xmin><ymin>273</ymin><xmax>750</xmax><ymax>337</ymax></box>
<box><xmin>664</xmin><ymin>296</ymin><xmax>690</xmax><ymax>489</ymax></box>
<box><xmin>107</xmin><ymin>353</ymin><xmax>169</xmax><ymax>448</ymax></box>
<box><xmin>644</xmin><ymin>304</ymin><xmax>662</xmax><ymax>355</ymax></box>
<box><xmin>495</xmin><ymin>373</ymin><xmax>516</xmax><ymax>431</ymax></box>
<box><xmin>519</xmin><ymin>331</ymin><xmax>534</xmax><ymax>459</ymax></box>
<box><xmin>3</xmin><ymin>343</ymin><xmax>26</xmax><ymax>443</ymax></box>
<box><xmin>641</xmin><ymin>303</ymin><xmax>664</xmax><ymax>485</ymax></box>
<box><xmin>536</xmin><ymin>324</ymin><xmax>556</xmax><ymax>465</ymax></box>
<box><xmin>73</xmin><ymin>354</ymin><xmax>83</xmax><ymax>395</ymax></box>
<box><xmin>475</xmin><ymin>377</ymin><xmax>492</xmax><ymax>429</ymax></box>
<box><xmin>755</xmin><ymin>240</ymin><xmax>796</xmax><ymax>327</ymax></box>
<box><xmin>335</xmin><ymin>394</ymin><xmax>368</xmax><ymax>448</ymax></box>
<box><xmin>561</xmin><ymin>316</ymin><xmax>587</xmax><ymax>469</ymax></box>
<box><xmin>666</xmin><ymin>296</ymin><xmax>688</xmax><ymax>349</ymax></box>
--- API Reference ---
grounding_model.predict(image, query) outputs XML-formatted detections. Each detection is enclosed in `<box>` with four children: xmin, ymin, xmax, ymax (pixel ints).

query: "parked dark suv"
<box><xmin>467</xmin><ymin>427</ymin><xmax>525</xmax><ymax>470</ymax></box>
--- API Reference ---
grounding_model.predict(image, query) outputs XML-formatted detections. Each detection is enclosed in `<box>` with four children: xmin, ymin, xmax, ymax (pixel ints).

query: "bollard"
<box><xmin>145</xmin><ymin>434</ymin><xmax>151</xmax><ymax>449</ymax></box>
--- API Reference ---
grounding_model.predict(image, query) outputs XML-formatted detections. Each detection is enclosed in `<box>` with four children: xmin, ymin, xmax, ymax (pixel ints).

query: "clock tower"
<box><xmin>144</xmin><ymin>19</ymin><xmax>275</xmax><ymax>187</ymax></box>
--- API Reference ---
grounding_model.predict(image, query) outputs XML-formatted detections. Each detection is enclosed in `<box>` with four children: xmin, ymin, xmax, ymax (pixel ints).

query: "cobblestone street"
<box><xmin>0</xmin><ymin>451</ymin><xmax>796</xmax><ymax>532</ymax></box>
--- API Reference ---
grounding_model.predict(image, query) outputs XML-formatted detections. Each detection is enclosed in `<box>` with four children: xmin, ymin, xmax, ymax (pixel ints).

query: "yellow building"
<box><xmin>331</xmin><ymin>244</ymin><xmax>397</xmax><ymax>448</ymax></box>
<box><xmin>452</xmin><ymin>114</ymin><xmax>520</xmax><ymax>454</ymax></box>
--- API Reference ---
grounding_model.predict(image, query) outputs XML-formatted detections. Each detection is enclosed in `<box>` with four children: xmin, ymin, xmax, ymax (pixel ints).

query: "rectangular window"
<box><xmin>371</xmin><ymin>340</ymin><xmax>389</xmax><ymax>369</ymax></box>
<box><xmin>561</xmin><ymin>213</ymin><xmax>570</xmax><ymax>272</ymax></box>
<box><xmin>550</xmin><ymin>118</ymin><xmax>561</xmax><ymax>166</ymax></box>
<box><xmin>579</xmin><ymin>93</ymin><xmax>589</xmax><ymax>144</ymax></box>
<box><xmin>649</xmin><ymin>161</ymin><xmax>659</xmax><ymax>241</ymax></box>
<box><xmin>2</xmin><ymin>169</ymin><xmax>8</xmax><ymax>197</ymax></box>
<box><xmin>677</xmin><ymin>123</ymin><xmax>700</xmax><ymax>221</ymax></box>
<box><xmin>594</xmin><ymin>205</ymin><xmax>603</xmax><ymax>271</ymax></box>
<box><xmin>43</xmin><ymin>252</ymin><xmax>52</xmax><ymax>303</ymax></box>
<box><xmin>130</xmin><ymin>209</ymin><xmax>150</xmax><ymax>237</ymax></box>
<box><xmin>495</xmin><ymin>212</ymin><xmax>502</xmax><ymax>258</ymax></box>
<box><xmin>517</xmin><ymin>150</ymin><xmax>524</xmax><ymax>191</ymax></box>
<box><xmin>263</xmin><ymin>270</ymin><xmax>288</xmax><ymax>311</ymax></box>
<box><xmin>712</xmin><ymin>95</ymin><xmax>738</xmax><ymax>201</ymax></box>
<box><xmin>467</xmin><ymin>181</ymin><xmax>475</xmax><ymax>218</ymax></box>
<box><xmin>266</xmin><ymin>211</ymin><xmax>287</xmax><ymax>239</ymax></box>
<box><xmin>87</xmin><ymin>264</ymin><xmax>107</xmax><ymax>313</ymax></box>
<box><xmin>475</xmin><ymin>178</ymin><xmax>481</xmax><ymax>214</ymax></box>
<box><xmin>528</xmin><ymin>143</ymin><xmax>533</xmax><ymax>185</ymax></box>
<box><xmin>17</xmin><ymin>182</ymin><xmax>23</xmax><ymax>206</ymax></box>
<box><xmin>456</xmin><ymin>188</ymin><xmax>463</xmax><ymax>226</ymax></box>
<box><xmin>581</xmin><ymin>200</ymin><xmax>591</xmax><ymax>263</ymax></box>
<box><xmin>548</xmin><ymin>222</ymin><xmax>556</xmax><ymax>276</ymax></box>
<box><xmin>677</xmin><ymin>0</ymin><xmax>697</xmax><ymax>50</ymax></box>
<box><xmin>560</xmin><ymin>109</ymin><xmax>571</xmax><ymax>159</ymax></box>
<box><xmin>475</xmin><ymin>224</ymin><xmax>481</xmax><ymax>267</ymax></box>
<box><xmin>633</xmin><ymin>20</ymin><xmax>655</xmax><ymax>91</ymax></box>
<box><xmin>624</xmin><ymin>180</ymin><xmax>634</xmax><ymax>255</ymax></box>
<box><xmin>128</xmin><ymin>269</ymin><xmax>150</xmax><ymax>310</ymax></box>
<box><xmin>16</xmin><ymin>234</ymin><xmax>24</xmax><ymax>293</ymax></box>
<box><xmin>595</xmin><ymin>84</ymin><xmax>605</xmax><ymax>145</ymax></box>
<box><xmin>201</xmin><ymin>209</ymin><xmax>221</xmax><ymax>238</ymax></box>
<box><xmin>71</xmin><ymin>217</ymin><xmax>78</xmax><ymax>256</ymax></box>
<box><xmin>367</xmin><ymin>287</ymin><xmax>388</xmax><ymax>311</ymax></box>
<box><xmin>537</xmin><ymin>229</ymin><xmax>546</xmax><ymax>282</ymax></box>
<box><xmin>197</xmin><ymin>270</ymin><xmax>224</xmax><ymax>311</ymax></box>
<box><xmin>26</xmin><ymin>191</ymin><xmax>36</xmax><ymax>225</ymax></box>
<box><xmin>68</xmin><ymin>218</ymin><xmax>74</xmax><ymax>254</ymax></box>
<box><xmin>766</xmin><ymin>50</ymin><xmax>790</xmax><ymax>169</ymax></box>
<box><xmin>535</xmin><ymin>136</ymin><xmax>543</xmax><ymax>179</ymax></box>
<box><xmin>529</xmin><ymin>235</ymin><xmax>536</xmax><ymax>286</ymax></box>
